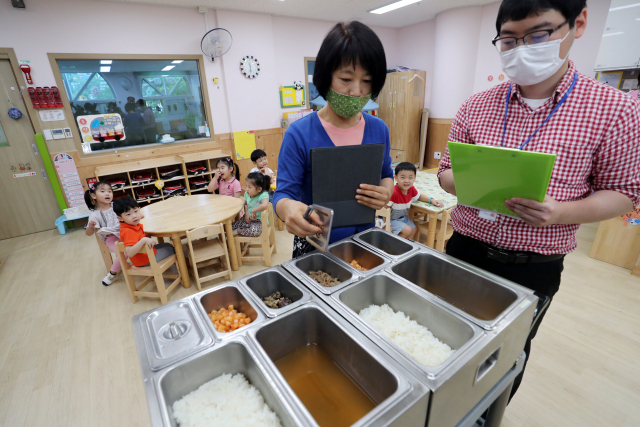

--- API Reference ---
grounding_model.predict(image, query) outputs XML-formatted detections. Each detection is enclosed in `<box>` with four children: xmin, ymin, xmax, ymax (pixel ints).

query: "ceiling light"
<box><xmin>370</xmin><ymin>0</ymin><xmax>421</xmax><ymax>14</ymax></box>
<box><xmin>162</xmin><ymin>65</ymin><xmax>175</xmax><ymax>71</ymax></box>
<box><xmin>602</xmin><ymin>32</ymin><xmax>624</xmax><ymax>37</ymax></box>
<box><xmin>100</xmin><ymin>66</ymin><xmax>111</xmax><ymax>72</ymax></box>
<box><xmin>610</xmin><ymin>3</ymin><xmax>640</xmax><ymax>11</ymax></box>
<box><xmin>171</xmin><ymin>60</ymin><xmax>183</xmax><ymax>64</ymax></box>
<box><xmin>100</xmin><ymin>60</ymin><xmax>112</xmax><ymax>64</ymax></box>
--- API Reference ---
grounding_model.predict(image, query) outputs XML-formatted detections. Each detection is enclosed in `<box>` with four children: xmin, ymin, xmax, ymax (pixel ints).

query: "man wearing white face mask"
<box><xmin>438</xmin><ymin>0</ymin><xmax>640</xmax><ymax>401</ymax></box>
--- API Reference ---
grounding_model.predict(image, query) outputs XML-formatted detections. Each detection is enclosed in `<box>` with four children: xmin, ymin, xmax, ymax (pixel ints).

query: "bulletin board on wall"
<box><xmin>279</xmin><ymin>86</ymin><xmax>305</xmax><ymax>108</ymax></box>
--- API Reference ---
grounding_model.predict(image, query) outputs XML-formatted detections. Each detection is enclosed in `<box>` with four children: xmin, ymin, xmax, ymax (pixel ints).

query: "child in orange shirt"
<box><xmin>113</xmin><ymin>196</ymin><xmax>175</xmax><ymax>267</ymax></box>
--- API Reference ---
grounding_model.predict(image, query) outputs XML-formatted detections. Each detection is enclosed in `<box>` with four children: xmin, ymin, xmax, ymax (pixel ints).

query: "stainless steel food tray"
<box><xmin>192</xmin><ymin>281</ymin><xmax>266</xmax><ymax>341</ymax></box>
<box><xmin>240</xmin><ymin>266</ymin><xmax>312</xmax><ymax>318</ymax></box>
<box><xmin>353</xmin><ymin>228</ymin><xmax>420</xmax><ymax>262</ymax></box>
<box><xmin>246</xmin><ymin>300</ymin><xmax>430</xmax><ymax>427</ymax></box>
<box><xmin>152</xmin><ymin>336</ymin><xmax>307</xmax><ymax>427</ymax></box>
<box><xmin>330</xmin><ymin>271</ymin><xmax>525</xmax><ymax>426</ymax></box>
<box><xmin>325</xmin><ymin>238</ymin><xmax>393</xmax><ymax>277</ymax></box>
<box><xmin>134</xmin><ymin>299</ymin><xmax>213</xmax><ymax>371</ymax></box>
<box><xmin>387</xmin><ymin>245</ymin><xmax>536</xmax><ymax>331</ymax></box>
<box><xmin>281</xmin><ymin>251</ymin><xmax>361</xmax><ymax>295</ymax></box>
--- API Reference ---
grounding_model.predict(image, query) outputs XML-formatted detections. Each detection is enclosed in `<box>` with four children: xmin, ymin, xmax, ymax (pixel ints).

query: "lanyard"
<box><xmin>501</xmin><ymin>71</ymin><xmax>578</xmax><ymax>150</ymax></box>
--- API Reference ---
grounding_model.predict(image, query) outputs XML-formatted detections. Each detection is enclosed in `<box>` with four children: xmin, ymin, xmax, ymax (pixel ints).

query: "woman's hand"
<box><xmin>278</xmin><ymin>199</ymin><xmax>323</xmax><ymax>238</ymax></box>
<box><xmin>356</xmin><ymin>184</ymin><xmax>390</xmax><ymax>210</ymax></box>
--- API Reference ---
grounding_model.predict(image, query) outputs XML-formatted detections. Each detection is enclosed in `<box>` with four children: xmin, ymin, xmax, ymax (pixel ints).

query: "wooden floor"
<box><xmin>0</xmin><ymin>223</ymin><xmax>638</xmax><ymax>427</ymax></box>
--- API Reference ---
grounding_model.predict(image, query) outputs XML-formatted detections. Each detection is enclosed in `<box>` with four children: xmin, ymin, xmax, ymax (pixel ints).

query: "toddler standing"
<box><xmin>233</xmin><ymin>172</ymin><xmax>270</xmax><ymax>237</ymax></box>
<box><xmin>84</xmin><ymin>181</ymin><xmax>122</xmax><ymax>286</ymax></box>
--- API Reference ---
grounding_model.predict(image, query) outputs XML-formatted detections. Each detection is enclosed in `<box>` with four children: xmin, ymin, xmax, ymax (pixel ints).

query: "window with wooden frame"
<box><xmin>50</xmin><ymin>54</ymin><xmax>213</xmax><ymax>155</ymax></box>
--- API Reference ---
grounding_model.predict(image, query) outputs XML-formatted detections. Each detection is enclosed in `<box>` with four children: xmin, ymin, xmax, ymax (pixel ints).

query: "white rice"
<box><xmin>359</xmin><ymin>304</ymin><xmax>455</xmax><ymax>367</ymax></box>
<box><xmin>172</xmin><ymin>373</ymin><xmax>283</xmax><ymax>427</ymax></box>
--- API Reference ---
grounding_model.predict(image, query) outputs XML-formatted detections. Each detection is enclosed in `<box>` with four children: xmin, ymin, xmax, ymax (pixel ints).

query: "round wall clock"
<box><xmin>240</xmin><ymin>55</ymin><xmax>260</xmax><ymax>79</ymax></box>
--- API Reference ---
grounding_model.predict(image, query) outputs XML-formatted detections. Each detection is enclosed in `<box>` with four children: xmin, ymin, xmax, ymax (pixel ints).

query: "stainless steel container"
<box><xmin>240</xmin><ymin>266</ymin><xmax>312</xmax><ymax>318</ymax></box>
<box><xmin>389</xmin><ymin>249</ymin><xmax>533</xmax><ymax>331</ymax></box>
<box><xmin>135</xmin><ymin>300</ymin><xmax>213</xmax><ymax>371</ymax></box>
<box><xmin>377</xmin><ymin>248</ymin><xmax>537</xmax><ymax>426</ymax></box>
<box><xmin>247</xmin><ymin>301</ymin><xmax>430</xmax><ymax>427</ymax></box>
<box><xmin>282</xmin><ymin>251</ymin><xmax>360</xmax><ymax>295</ymax></box>
<box><xmin>353</xmin><ymin>228</ymin><xmax>419</xmax><ymax>261</ymax></box>
<box><xmin>193</xmin><ymin>282</ymin><xmax>266</xmax><ymax>341</ymax></box>
<box><xmin>155</xmin><ymin>337</ymin><xmax>305</xmax><ymax>427</ymax></box>
<box><xmin>326</xmin><ymin>239</ymin><xmax>391</xmax><ymax>277</ymax></box>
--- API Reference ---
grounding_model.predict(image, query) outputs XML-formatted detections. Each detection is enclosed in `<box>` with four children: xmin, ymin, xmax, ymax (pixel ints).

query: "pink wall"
<box><xmin>397</xmin><ymin>20</ymin><xmax>437</xmax><ymax>109</ymax></box>
<box><xmin>0</xmin><ymin>0</ymin><xmax>232</xmax><ymax>133</ymax></box>
<box><xmin>0</xmin><ymin>0</ymin><xmax>611</xmax><ymax>134</ymax></box>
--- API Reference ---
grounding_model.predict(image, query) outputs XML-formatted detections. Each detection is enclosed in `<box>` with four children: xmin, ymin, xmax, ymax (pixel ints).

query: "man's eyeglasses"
<box><xmin>492</xmin><ymin>21</ymin><xmax>569</xmax><ymax>53</ymax></box>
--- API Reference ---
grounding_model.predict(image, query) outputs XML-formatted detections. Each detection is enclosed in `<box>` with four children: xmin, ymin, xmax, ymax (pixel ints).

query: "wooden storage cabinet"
<box><xmin>95</xmin><ymin>150</ymin><xmax>231</xmax><ymax>205</ymax></box>
<box><xmin>377</xmin><ymin>70</ymin><xmax>426</xmax><ymax>164</ymax></box>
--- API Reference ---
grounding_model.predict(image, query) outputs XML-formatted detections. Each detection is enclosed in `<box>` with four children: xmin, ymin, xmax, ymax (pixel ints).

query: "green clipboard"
<box><xmin>448</xmin><ymin>141</ymin><xmax>556</xmax><ymax>217</ymax></box>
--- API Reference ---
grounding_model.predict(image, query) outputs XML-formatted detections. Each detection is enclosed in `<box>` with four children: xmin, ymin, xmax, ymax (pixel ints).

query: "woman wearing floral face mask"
<box><xmin>274</xmin><ymin>21</ymin><xmax>394</xmax><ymax>257</ymax></box>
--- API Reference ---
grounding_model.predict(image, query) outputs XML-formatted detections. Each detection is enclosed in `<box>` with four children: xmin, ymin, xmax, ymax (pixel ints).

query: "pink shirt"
<box><xmin>214</xmin><ymin>176</ymin><xmax>241</xmax><ymax>196</ymax></box>
<box><xmin>318</xmin><ymin>114</ymin><xmax>365</xmax><ymax>146</ymax></box>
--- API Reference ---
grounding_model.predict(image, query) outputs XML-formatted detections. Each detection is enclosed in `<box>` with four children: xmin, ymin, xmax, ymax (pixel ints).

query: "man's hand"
<box><xmin>356</xmin><ymin>184</ymin><xmax>390</xmax><ymax>210</ymax></box>
<box><xmin>505</xmin><ymin>195</ymin><xmax>563</xmax><ymax>227</ymax></box>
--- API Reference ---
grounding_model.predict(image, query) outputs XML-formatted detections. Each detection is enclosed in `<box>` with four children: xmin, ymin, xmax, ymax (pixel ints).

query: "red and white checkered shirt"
<box><xmin>438</xmin><ymin>61</ymin><xmax>640</xmax><ymax>255</ymax></box>
<box><xmin>628</xmin><ymin>90</ymin><xmax>640</xmax><ymax>100</ymax></box>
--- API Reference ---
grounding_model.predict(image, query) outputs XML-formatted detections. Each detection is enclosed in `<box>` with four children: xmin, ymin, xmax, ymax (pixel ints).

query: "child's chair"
<box><xmin>184</xmin><ymin>224</ymin><xmax>232</xmax><ymax>291</ymax></box>
<box><xmin>375</xmin><ymin>208</ymin><xmax>392</xmax><ymax>232</ymax></box>
<box><xmin>235</xmin><ymin>203</ymin><xmax>277</xmax><ymax>267</ymax></box>
<box><xmin>95</xmin><ymin>234</ymin><xmax>114</xmax><ymax>274</ymax></box>
<box><xmin>415</xmin><ymin>208</ymin><xmax>454</xmax><ymax>252</ymax></box>
<box><xmin>115</xmin><ymin>242</ymin><xmax>182</xmax><ymax>305</ymax></box>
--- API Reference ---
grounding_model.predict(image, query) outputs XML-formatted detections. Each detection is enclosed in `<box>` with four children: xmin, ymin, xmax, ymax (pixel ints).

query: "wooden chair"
<box><xmin>184</xmin><ymin>224</ymin><xmax>232</xmax><ymax>291</ymax></box>
<box><xmin>415</xmin><ymin>208</ymin><xmax>454</xmax><ymax>252</ymax></box>
<box><xmin>375</xmin><ymin>208</ymin><xmax>392</xmax><ymax>232</ymax></box>
<box><xmin>271</xmin><ymin>170</ymin><xmax>285</xmax><ymax>231</ymax></box>
<box><xmin>115</xmin><ymin>242</ymin><xmax>182</xmax><ymax>305</ymax></box>
<box><xmin>95</xmin><ymin>234</ymin><xmax>114</xmax><ymax>274</ymax></box>
<box><xmin>235</xmin><ymin>203</ymin><xmax>277</xmax><ymax>267</ymax></box>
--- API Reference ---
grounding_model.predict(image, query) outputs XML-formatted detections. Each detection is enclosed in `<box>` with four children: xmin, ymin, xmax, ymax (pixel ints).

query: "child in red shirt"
<box><xmin>114</xmin><ymin>196</ymin><xmax>175</xmax><ymax>267</ymax></box>
<box><xmin>387</xmin><ymin>162</ymin><xmax>444</xmax><ymax>239</ymax></box>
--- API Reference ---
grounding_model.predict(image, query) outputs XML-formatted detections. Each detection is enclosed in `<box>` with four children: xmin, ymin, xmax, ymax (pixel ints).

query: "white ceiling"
<box><xmin>99</xmin><ymin>0</ymin><xmax>498</xmax><ymax>28</ymax></box>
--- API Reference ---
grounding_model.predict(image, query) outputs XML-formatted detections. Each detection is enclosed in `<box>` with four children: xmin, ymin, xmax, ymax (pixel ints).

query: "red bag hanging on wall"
<box><xmin>27</xmin><ymin>87</ymin><xmax>40</xmax><ymax>109</ymax></box>
<box><xmin>51</xmin><ymin>86</ymin><xmax>63</xmax><ymax>107</ymax></box>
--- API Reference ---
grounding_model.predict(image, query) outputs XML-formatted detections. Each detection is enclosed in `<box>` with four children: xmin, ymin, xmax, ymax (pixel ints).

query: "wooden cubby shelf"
<box><xmin>94</xmin><ymin>150</ymin><xmax>230</xmax><ymax>205</ymax></box>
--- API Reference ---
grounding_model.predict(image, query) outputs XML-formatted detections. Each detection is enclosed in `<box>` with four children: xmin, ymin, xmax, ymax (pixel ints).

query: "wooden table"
<box><xmin>409</xmin><ymin>170</ymin><xmax>458</xmax><ymax>249</ymax></box>
<box><xmin>140</xmin><ymin>195</ymin><xmax>245</xmax><ymax>288</ymax></box>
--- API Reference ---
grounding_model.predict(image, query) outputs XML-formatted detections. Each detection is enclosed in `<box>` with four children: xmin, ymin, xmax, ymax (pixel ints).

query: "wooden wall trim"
<box><xmin>424</xmin><ymin>118</ymin><xmax>453</xmax><ymax>170</ymax></box>
<box><xmin>429</xmin><ymin>118</ymin><xmax>454</xmax><ymax>125</ymax></box>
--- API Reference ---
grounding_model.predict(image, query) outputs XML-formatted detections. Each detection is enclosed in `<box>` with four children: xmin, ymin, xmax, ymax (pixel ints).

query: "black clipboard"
<box><xmin>311</xmin><ymin>144</ymin><xmax>385</xmax><ymax>228</ymax></box>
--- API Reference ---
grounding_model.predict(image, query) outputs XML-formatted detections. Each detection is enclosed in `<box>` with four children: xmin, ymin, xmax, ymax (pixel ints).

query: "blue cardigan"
<box><xmin>274</xmin><ymin>111</ymin><xmax>394</xmax><ymax>243</ymax></box>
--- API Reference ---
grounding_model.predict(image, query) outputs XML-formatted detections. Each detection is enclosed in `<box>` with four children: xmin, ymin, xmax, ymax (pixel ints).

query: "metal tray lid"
<box><xmin>140</xmin><ymin>300</ymin><xmax>213</xmax><ymax>371</ymax></box>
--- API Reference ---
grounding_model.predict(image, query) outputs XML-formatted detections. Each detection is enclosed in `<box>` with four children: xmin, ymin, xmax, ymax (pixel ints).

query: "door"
<box><xmin>0</xmin><ymin>57</ymin><xmax>60</xmax><ymax>239</ymax></box>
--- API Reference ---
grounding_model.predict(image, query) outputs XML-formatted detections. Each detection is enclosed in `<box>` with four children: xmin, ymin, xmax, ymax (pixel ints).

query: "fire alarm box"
<box><xmin>27</xmin><ymin>87</ymin><xmax>40</xmax><ymax>109</ymax></box>
<box><xmin>19</xmin><ymin>63</ymin><xmax>32</xmax><ymax>84</ymax></box>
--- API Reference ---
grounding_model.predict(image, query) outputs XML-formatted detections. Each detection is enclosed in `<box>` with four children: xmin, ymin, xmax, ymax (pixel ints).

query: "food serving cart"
<box><xmin>132</xmin><ymin>229</ymin><xmax>543</xmax><ymax>427</ymax></box>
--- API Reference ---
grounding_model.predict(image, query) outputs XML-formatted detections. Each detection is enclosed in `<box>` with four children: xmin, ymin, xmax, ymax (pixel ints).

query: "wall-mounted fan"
<box><xmin>201</xmin><ymin>28</ymin><xmax>233</xmax><ymax>62</ymax></box>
